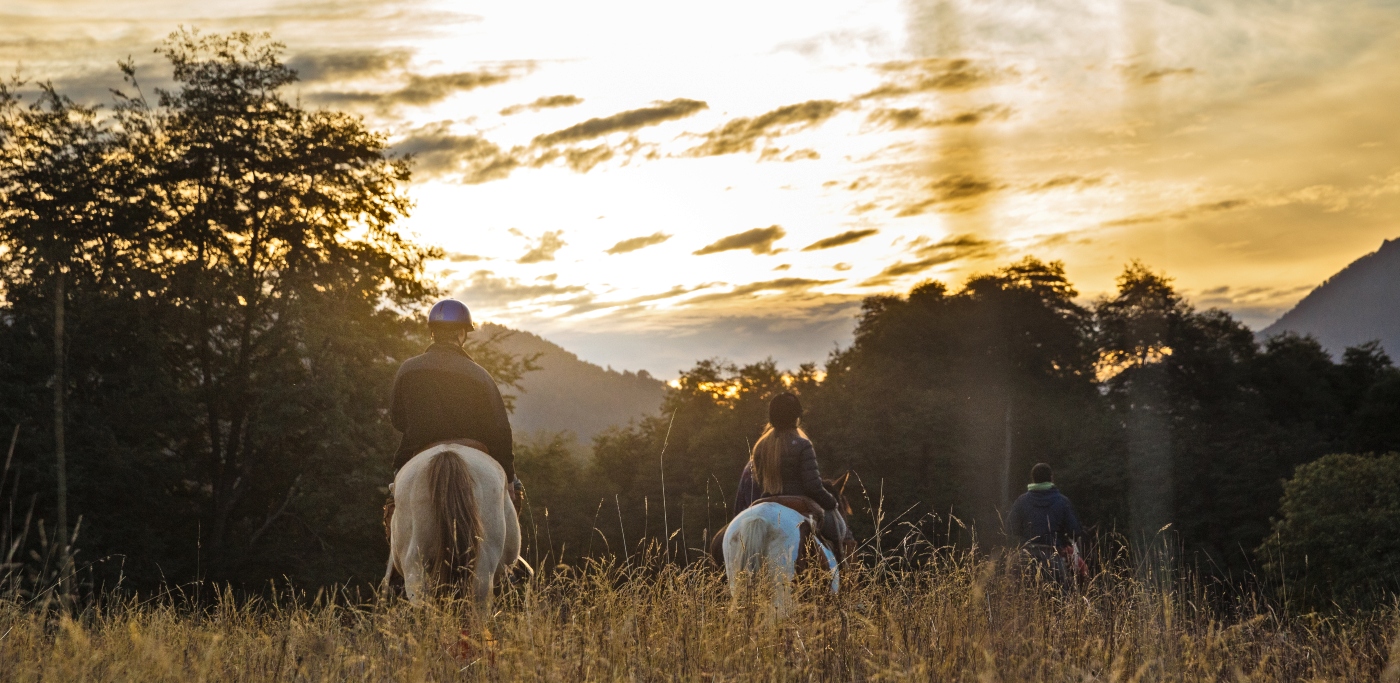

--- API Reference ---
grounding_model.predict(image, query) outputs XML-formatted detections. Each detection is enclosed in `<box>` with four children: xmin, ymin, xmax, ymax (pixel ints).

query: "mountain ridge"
<box><xmin>1260</xmin><ymin>237</ymin><xmax>1400</xmax><ymax>358</ymax></box>
<box><xmin>479</xmin><ymin>323</ymin><xmax>667</xmax><ymax>445</ymax></box>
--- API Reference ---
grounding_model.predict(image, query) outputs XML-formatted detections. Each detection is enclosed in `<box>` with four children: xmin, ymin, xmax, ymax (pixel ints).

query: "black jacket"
<box><xmin>755</xmin><ymin>432</ymin><xmax>837</xmax><ymax>510</ymax></box>
<box><xmin>389</xmin><ymin>342</ymin><xmax>513</xmax><ymax>478</ymax></box>
<box><xmin>1005</xmin><ymin>486</ymin><xmax>1083</xmax><ymax>547</ymax></box>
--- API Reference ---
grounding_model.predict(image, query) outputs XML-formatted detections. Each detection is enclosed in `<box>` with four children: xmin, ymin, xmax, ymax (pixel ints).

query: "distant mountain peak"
<box><xmin>1260</xmin><ymin>236</ymin><xmax>1400</xmax><ymax>358</ymax></box>
<box><xmin>477</xmin><ymin>323</ymin><xmax>665</xmax><ymax>443</ymax></box>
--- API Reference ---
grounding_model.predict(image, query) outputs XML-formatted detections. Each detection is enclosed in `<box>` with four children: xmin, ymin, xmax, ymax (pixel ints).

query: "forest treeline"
<box><xmin>3</xmin><ymin>32</ymin><xmax>1398</xmax><ymax>606</ymax></box>
<box><xmin>525</xmin><ymin>259</ymin><xmax>1400</xmax><ymax>606</ymax></box>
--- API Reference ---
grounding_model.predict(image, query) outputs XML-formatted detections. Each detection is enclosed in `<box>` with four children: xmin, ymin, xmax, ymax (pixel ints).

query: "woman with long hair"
<box><xmin>733</xmin><ymin>391</ymin><xmax>837</xmax><ymax>514</ymax></box>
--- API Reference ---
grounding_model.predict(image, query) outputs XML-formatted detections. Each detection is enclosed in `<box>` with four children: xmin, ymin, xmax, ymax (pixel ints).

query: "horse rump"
<box><xmin>423</xmin><ymin>449</ymin><xmax>482</xmax><ymax>597</ymax></box>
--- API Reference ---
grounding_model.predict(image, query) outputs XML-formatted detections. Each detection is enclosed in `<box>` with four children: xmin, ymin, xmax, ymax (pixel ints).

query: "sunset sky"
<box><xmin>6</xmin><ymin>0</ymin><xmax>1399</xmax><ymax>376</ymax></box>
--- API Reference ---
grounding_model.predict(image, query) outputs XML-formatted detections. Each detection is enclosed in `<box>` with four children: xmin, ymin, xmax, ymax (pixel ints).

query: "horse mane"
<box><xmin>423</xmin><ymin>449</ymin><xmax>482</xmax><ymax>597</ymax></box>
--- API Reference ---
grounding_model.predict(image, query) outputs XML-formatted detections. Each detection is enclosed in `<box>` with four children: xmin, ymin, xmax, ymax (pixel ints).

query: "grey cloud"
<box><xmin>866</xmin><ymin>104</ymin><xmax>1010</xmax><ymax>130</ymax></box>
<box><xmin>688</xmin><ymin>100</ymin><xmax>845</xmax><ymax>157</ymax></box>
<box><xmin>377</xmin><ymin>69</ymin><xmax>512</xmax><ymax>104</ymax></box>
<box><xmin>693</xmin><ymin>225</ymin><xmax>787</xmax><ymax>255</ymax></box>
<box><xmin>802</xmin><ymin>229</ymin><xmax>879</xmax><ymax>251</ymax></box>
<box><xmin>861</xmin><ymin>233</ymin><xmax>1000</xmax><ymax>286</ymax></box>
<box><xmin>391</xmin><ymin>122</ymin><xmax>520</xmax><ymax>183</ymax></box>
<box><xmin>859</xmin><ymin>58</ymin><xmax>1002</xmax><ymax>99</ymax></box>
<box><xmin>396</xmin><ymin>120</ymin><xmax>668</xmax><ymax>184</ymax></box>
<box><xmin>758</xmin><ymin>147</ymin><xmax>821</xmax><ymax>162</ymax></box>
<box><xmin>1190</xmin><ymin>282</ymin><xmax>1313</xmax><ymax>329</ymax></box>
<box><xmin>1123</xmin><ymin>64</ymin><xmax>1199</xmax><ymax>85</ymax></box>
<box><xmin>311</xmin><ymin>65</ymin><xmax>523</xmax><ymax>109</ymax></box>
<box><xmin>500</xmin><ymin>94</ymin><xmax>583</xmax><ymax>116</ymax></box>
<box><xmin>560</xmin><ymin>284</ymin><xmax>709</xmax><ymax>316</ymax></box>
<box><xmin>682</xmin><ymin>278</ymin><xmax>844</xmax><ymax>306</ymax></box>
<box><xmin>1028</xmin><ymin>174</ymin><xmax>1104</xmax><ymax>192</ymax></box>
<box><xmin>519</xmin><ymin>230</ymin><xmax>567</xmax><ymax>264</ymax></box>
<box><xmin>528</xmin><ymin>135</ymin><xmax>658</xmax><ymax>173</ymax></box>
<box><xmin>896</xmin><ymin>174</ymin><xmax>1004</xmax><ymax>217</ymax></box>
<box><xmin>1104</xmin><ymin>198</ymin><xmax>1252</xmax><ymax>227</ymax></box>
<box><xmin>1025</xmin><ymin>232</ymin><xmax>1093</xmax><ymax>250</ymax></box>
<box><xmin>859</xmin><ymin>257</ymin><xmax>957</xmax><ymax>285</ymax></box>
<box><xmin>561</xmin><ymin>144</ymin><xmax>614</xmax><ymax>173</ymax></box>
<box><xmin>287</xmin><ymin>48</ymin><xmax>411</xmax><ymax>82</ymax></box>
<box><xmin>912</xmin><ymin>233</ymin><xmax>999</xmax><ymax>257</ymax></box>
<box><xmin>542</xmin><ymin>307</ymin><xmax>860</xmax><ymax>376</ymax></box>
<box><xmin>453</xmin><ymin>270</ymin><xmax>589</xmax><ymax>309</ymax></box>
<box><xmin>532</xmin><ymin>98</ymin><xmax>708</xmax><ymax>147</ymax></box>
<box><xmin>606</xmin><ymin>232</ymin><xmax>672</xmax><ymax>254</ymax></box>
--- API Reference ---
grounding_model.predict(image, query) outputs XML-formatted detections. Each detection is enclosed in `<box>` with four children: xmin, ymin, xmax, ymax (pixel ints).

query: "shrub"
<box><xmin>1261</xmin><ymin>452</ymin><xmax>1400</xmax><ymax>606</ymax></box>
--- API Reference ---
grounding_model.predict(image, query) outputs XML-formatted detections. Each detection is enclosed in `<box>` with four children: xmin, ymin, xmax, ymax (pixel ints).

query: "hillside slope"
<box><xmin>478</xmin><ymin>323</ymin><xmax>666</xmax><ymax>443</ymax></box>
<box><xmin>1261</xmin><ymin>237</ymin><xmax>1400</xmax><ymax>358</ymax></box>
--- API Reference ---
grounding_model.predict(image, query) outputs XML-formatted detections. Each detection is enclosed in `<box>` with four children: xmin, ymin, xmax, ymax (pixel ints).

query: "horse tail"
<box><xmin>423</xmin><ymin>449</ymin><xmax>481</xmax><ymax>597</ymax></box>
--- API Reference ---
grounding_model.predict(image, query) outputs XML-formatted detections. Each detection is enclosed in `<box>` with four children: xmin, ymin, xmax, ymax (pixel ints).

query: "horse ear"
<box><xmin>836</xmin><ymin>471</ymin><xmax>852</xmax><ymax>494</ymax></box>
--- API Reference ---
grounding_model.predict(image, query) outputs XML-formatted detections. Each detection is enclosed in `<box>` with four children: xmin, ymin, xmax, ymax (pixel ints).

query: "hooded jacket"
<box><xmin>1005</xmin><ymin>485</ymin><xmax>1083</xmax><ymax>547</ymax></box>
<box><xmin>389</xmin><ymin>342</ymin><xmax>514</xmax><ymax>478</ymax></box>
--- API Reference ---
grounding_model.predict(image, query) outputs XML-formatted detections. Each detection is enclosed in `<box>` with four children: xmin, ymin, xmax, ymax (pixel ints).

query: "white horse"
<box><xmin>384</xmin><ymin>443</ymin><xmax>523</xmax><ymax>606</ymax></box>
<box><xmin>723</xmin><ymin>497</ymin><xmax>842</xmax><ymax>615</ymax></box>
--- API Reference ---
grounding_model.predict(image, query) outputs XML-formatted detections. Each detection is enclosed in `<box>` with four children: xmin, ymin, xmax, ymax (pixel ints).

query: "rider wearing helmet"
<box><xmin>389</xmin><ymin>299</ymin><xmax>518</xmax><ymax>490</ymax></box>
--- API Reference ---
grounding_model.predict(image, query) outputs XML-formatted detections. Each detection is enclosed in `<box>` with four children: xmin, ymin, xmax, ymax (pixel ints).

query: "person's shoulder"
<box><xmin>395</xmin><ymin>350</ymin><xmax>434</xmax><ymax>375</ymax></box>
<box><xmin>457</xmin><ymin>355</ymin><xmax>495</xmax><ymax>380</ymax></box>
<box><xmin>788</xmin><ymin>433</ymin><xmax>814</xmax><ymax>450</ymax></box>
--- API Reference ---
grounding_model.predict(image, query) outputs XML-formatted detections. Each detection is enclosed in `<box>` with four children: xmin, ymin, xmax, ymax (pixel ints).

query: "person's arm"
<box><xmin>796</xmin><ymin>440</ymin><xmax>838</xmax><ymax>510</ymax></box>
<box><xmin>389</xmin><ymin>370</ymin><xmax>407</xmax><ymax>433</ymax></box>
<box><xmin>733</xmin><ymin>461</ymin><xmax>756</xmax><ymax>516</ymax></box>
<box><xmin>1063</xmin><ymin>497</ymin><xmax>1084</xmax><ymax>539</ymax></box>
<box><xmin>1005</xmin><ymin>499</ymin><xmax>1024</xmax><ymax>545</ymax></box>
<box><xmin>482</xmin><ymin>375</ymin><xmax>515</xmax><ymax>481</ymax></box>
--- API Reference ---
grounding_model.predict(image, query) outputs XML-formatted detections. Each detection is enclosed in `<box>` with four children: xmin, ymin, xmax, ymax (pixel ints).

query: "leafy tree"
<box><xmin>812</xmin><ymin>258</ymin><xmax>1108</xmax><ymax>546</ymax></box>
<box><xmin>0</xmin><ymin>31</ymin><xmax>541</xmax><ymax>590</ymax></box>
<box><xmin>1095</xmin><ymin>263</ymin><xmax>1265</xmax><ymax>563</ymax></box>
<box><xmin>0</xmin><ymin>78</ymin><xmax>163</xmax><ymax>591</ymax></box>
<box><xmin>1260</xmin><ymin>452</ymin><xmax>1400</xmax><ymax>607</ymax></box>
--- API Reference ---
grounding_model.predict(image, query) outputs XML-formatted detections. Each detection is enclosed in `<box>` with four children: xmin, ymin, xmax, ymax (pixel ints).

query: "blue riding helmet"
<box><xmin>428</xmin><ymin>299</ymin><xmax>474</xmax><ymax>331</ymax></box>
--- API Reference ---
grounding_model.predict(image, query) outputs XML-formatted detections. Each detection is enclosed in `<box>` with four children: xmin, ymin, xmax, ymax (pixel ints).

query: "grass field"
<box><xmin>3</xmin><ymin>545</ymin><xmax>1397</xmax><ymax>682</ymax></box>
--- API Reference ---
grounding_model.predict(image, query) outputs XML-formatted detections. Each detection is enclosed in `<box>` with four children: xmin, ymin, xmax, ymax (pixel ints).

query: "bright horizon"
<box><xmin>6</xmin><ymin>0</ymin><xmax>1398</xmax><ymax>376</ymax></box>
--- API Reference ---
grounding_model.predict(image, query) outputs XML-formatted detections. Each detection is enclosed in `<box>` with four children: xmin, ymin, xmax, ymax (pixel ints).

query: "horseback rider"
<box><xmin>386</xmin><ymin>299</ymin><xmax>522</xmax><ymax>515</ymax></box>
<box><xmin>733</xmin><ymin>392</ymin><xmax>843</xmax><ymax>547</ymax></box>
<box><xmin>1005</xmin><ymin>463</ymin><xmax>1083</xmax><ymax>580</ymax></box>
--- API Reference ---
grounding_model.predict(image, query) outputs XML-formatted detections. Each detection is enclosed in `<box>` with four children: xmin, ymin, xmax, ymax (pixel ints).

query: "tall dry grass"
<box><xmin>2</xmin><ymin>543</ymin><xmax>1396</xmax><ymax>682</ymax></box>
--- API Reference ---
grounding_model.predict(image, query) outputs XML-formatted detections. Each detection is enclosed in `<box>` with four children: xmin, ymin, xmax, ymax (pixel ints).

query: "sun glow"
<box><xmin>7</xmin><ymin>0</ymin><xmax>1400</xmax><ymax>373</ymax></box>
